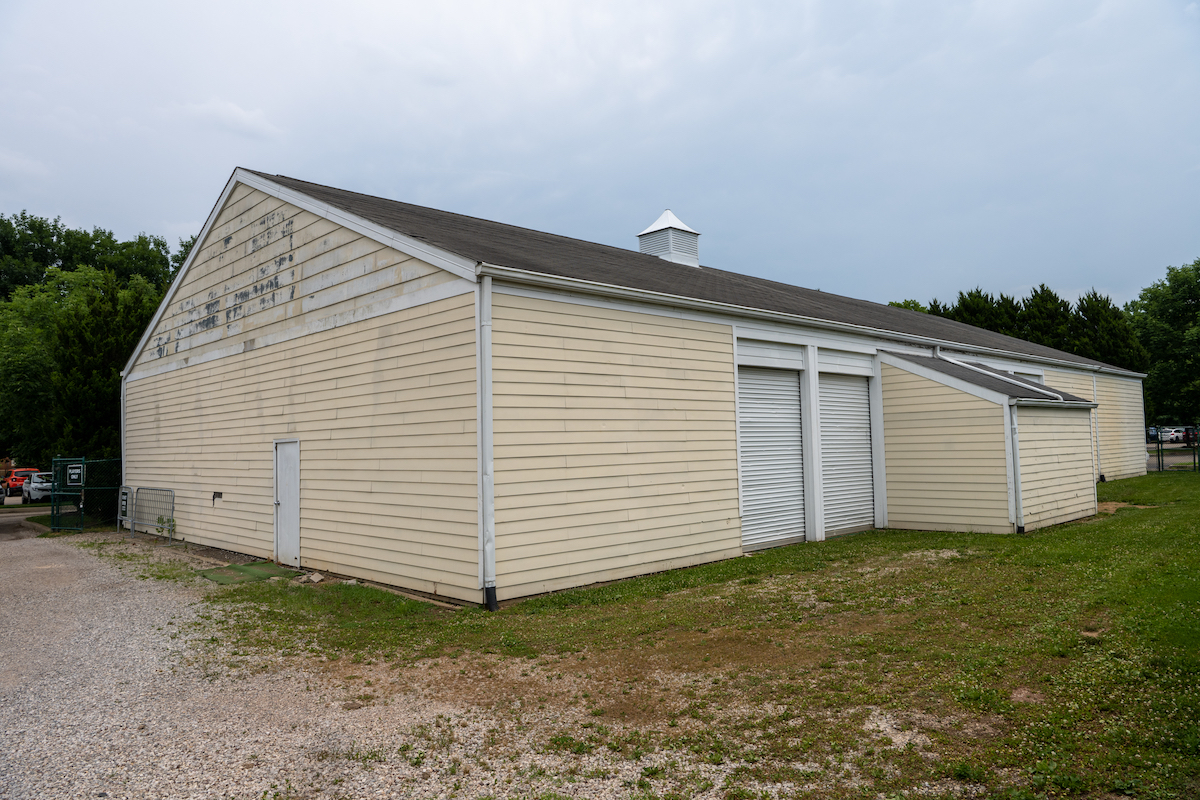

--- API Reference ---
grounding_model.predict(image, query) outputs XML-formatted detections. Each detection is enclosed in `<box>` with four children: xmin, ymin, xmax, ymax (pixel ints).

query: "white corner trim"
<box><xmin>1009</xmin><ymin>405</ymin><xmax>1024</xmax><ymax>531</ymax></box>
<box><xmin>802</xmin><ymin>345</ymin><xmax>824</xmax><ymax>542</ymax></box>
<box><xmin>869</xmin><ymin>357</ymin><xmax>887</xmax><ymax>529</ymax></box>
<box><xmin>877</xmin><ymin>353</ymin><xmax>1008</xmax><ymax>406</ymax></box>
<box><xmin>474</xmin><ymin>283</ymin><xmax>485</xmax><ymax>590</ymax></box>
<box><xmin>479</xmin><ymin>276</ymin><xmax>497</xmax><ymax>594</ymax></box>
<box><xmin>1003</xmin><ymin>400</ymin><xmax>1018</xmax><ymax>526</ymax></box>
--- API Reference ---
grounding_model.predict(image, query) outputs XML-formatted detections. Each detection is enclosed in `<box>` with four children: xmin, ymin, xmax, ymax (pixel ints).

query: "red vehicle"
<box><xmin>4</xmin><ymin>468</ymin><xmax>39</xmax><ymax>497</ymax></box>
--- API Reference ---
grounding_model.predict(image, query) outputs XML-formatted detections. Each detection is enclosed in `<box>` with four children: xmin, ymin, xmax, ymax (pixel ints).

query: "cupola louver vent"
<box><xmin>638</xmin><ymin>210</ymin><xmax>700</xmax><ymax>267</ymax></box>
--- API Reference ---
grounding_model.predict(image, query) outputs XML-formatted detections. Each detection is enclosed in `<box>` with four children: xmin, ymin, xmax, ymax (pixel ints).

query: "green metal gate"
<box><xmin>50</xmin><ymin>457</ymin><xmax>122</xmax><ymax>532</ymax></box>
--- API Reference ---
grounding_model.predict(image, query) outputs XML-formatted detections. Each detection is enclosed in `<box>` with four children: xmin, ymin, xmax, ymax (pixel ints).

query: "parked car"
<box><xmin>1168</xmin><ymin>427</ymin><xmax>1186</xmax><ymax>443</ymax></box>
<box><xmin>21</xmin><ymin>472</ymin><xmax>51</xmax><ymax>503</ymax></box>
<box><xmin>3</xmin><ymin>467</ymin><xmax>39</xmax><ymax>496</ymax></box>
<box><xmin>1147</xmin><ymin>426</ymin><xmax>1159</xmax><ymax>442</ymax></box>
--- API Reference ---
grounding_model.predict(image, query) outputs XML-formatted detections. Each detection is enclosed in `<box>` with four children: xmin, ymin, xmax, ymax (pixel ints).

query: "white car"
<box><xmin>22</xmin><ymin>472</ymin><xmax>52</xmax><ymax>503</ymax></box>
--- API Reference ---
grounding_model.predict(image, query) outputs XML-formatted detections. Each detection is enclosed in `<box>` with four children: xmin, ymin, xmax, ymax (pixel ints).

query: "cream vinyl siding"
<box><xmin>125</xmin><ymin>185</ymin><xmax>479</xmax><ymax>602</ymax></box>
<box><xmin>490</xmin><ymin>293</ymin><xmax>741</xmax><ymax>600</ymax></box>
<box><xmin>1043</xmin><ymin>368</ymin><xmax>1100</xmax><ymax>477</ymax></box>
<box><xmin>1016</xmin><ymin>406</ymin><xmax>1097</xmax><ymax>529</ymax></box>
<box><xmin>1094</xmin><ymin>374</ymin><xmax>1147</xmax><ymax>481</ymax></box>
<box><xmin>880</xmin><ymin>364</ymin><xmax>1012</xmax><ymax>534</ymax></box>
<box><xmin>1044</xmin><ymin>368</ymin><xmax>1146</xmax><ymax>482</ymax></box>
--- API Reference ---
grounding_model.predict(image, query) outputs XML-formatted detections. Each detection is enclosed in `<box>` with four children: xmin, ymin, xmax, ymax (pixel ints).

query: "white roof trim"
<box><xmin>478</xmin><ymin>262</ymin><xmax>1144</xmax><ymax>379</ymax></box>
<box><xmin>638</xmin><ymin>209</ymin><xmax>699</xmax><ymax>236</ymax></box>
<box><xmin>123</xmin><ymin>168</ymin><xmax>480</xmax><ymax>375</ymax></box>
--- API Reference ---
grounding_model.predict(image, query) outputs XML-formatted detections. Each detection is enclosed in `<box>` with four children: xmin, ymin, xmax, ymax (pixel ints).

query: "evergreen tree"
<box><xmin>951</xmin><ymin>288</ymin><xmax>998</xmax><ymax>330</ymax></box>
<box><xmin>1072</xmin><ymin>290</ymin><xmax>1148</xmax><ymax>373</ymax></box>
<box><xmin>1020</xmin><ymin>284</ymin><xmax>1074</xmax><ymax>350</ymax></box>
<box><xmin>995</xmin><ymin>293</ymin><xmax>1022</xmax><ymax>338</ymax></box>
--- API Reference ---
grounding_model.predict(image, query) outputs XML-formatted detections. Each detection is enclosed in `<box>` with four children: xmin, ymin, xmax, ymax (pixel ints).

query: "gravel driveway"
<box><xmin>0</xmin><ymin>535</ymin><xmax>733</xmax><ymax>800</ymax></box>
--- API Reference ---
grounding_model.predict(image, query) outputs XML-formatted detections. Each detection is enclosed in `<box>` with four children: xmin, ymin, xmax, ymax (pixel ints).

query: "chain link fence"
<box><xmin>50</xmin><ymin>457</ymin><xmax>122</xmax><ymax>532</ymax></box>
<box><xmin>1146</xmin><ymin>429</ymin><xmax>1199</xmax><ymax>473</ymax></box>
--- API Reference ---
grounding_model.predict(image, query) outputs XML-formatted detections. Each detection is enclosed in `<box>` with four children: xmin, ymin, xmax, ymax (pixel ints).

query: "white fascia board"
<box><xmin>236</xmin><ymin>170</ymin><xmax>478</xmax><ymax>282</ymax></box>
<box><xmin>877</xmin><ymin>352</ymin><xmax>1008</xmax><ymax>406</ymax></box>
<box><xmin>1012</xmin><ymin>398</ymin><xmax>1098</xmax><ymax>409</ymax></box>
<box><xmin>478</xmin><ymin>263</ymin><xmax>1144</xmax><ymax>378</ymax></box>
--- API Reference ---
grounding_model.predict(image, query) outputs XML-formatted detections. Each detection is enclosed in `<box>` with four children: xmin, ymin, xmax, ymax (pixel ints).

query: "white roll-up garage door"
<box><xmin>819</xmin><ymin>373</ymin><xmax>874</xmax><ymax>532</ymax></box>
<box><xmin>737</xmin><ymin>367</ymin><xmax>805</xmax><ymax>549</ymax></box>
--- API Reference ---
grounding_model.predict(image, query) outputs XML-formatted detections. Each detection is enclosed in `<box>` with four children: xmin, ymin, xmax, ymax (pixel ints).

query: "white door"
<box><xmin>274</xmin><ymin>440</ymin><xmax>300</xmax><ymax>567</ymax></box>
<box><xmin>819</xmin><ymin>373</ymin><xmax>874</xmax><ymax>532</ymax></box>
<box><xmin>737</xmin><ymin>367</ymin><xmax>805</xmax><ymax>549</ymax></box>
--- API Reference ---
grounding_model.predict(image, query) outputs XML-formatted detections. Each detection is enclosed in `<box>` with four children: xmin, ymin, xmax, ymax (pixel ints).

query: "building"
<box><xmin>121</xmin><ymin>169</ymin><xmax>1147</xmax><ymax>605</ymax></box>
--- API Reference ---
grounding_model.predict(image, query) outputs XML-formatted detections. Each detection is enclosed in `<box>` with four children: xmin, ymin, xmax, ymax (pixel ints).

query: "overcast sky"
<box><xmin>2</xmin><ymin>1</ymin><xmax>1198</xmax><ymax>307</ymax></box>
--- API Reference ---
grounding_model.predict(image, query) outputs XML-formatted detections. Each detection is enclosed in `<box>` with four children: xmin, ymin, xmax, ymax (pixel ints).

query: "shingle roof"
<box><xmin>251</xmin><ymin>170</ymin><xmax>1127</xmax><ymax>373</ymax></box>
<box><xmin>884</xmin><ymin>352</ymin><xmax>1092</xmax><ymax>402</ymax></box>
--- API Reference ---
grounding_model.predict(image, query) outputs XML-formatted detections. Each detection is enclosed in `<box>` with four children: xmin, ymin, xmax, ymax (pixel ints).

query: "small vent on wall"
<box><xmin>638</xmin><ymin>210</ymin><xmax>700</xmax><ymax>267</ymax></box>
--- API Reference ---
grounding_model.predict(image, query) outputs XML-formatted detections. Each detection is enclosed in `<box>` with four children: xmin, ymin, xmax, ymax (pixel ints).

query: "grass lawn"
<box><xmin>205</xmin><ymin>472</ymin><xmax>1200</xmax><ymax>799</ymax></box>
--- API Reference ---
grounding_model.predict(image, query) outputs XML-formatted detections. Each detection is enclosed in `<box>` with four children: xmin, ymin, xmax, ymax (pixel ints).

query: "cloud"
<box><xmin>173</xmin><ymin>99</ymin><xmax>282</xmax><ymax>140</ymax></box>
<box><xmin>0</xmin><ymin>148</ymin><xmax>47</xmax><ymax>178</ymax></box>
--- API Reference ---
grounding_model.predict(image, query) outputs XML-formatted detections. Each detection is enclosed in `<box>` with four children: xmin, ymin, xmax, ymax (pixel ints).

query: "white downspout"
<box><xmin>480</xmin><ymin>276</ymin><xmax>498</xmax><ymax>610</ymax></box>
<box><xmin>1009</xmin><ymin>401</ymin><xmax>1025</xmax><ymax>532</ymax></box>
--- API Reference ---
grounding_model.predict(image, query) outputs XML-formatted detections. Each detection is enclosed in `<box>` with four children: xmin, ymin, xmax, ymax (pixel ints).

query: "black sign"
<box><xmin>119</xmin><ymin>489</ymin><xmax>129</xmax><ymax>517</ymax></box>
<box><xmin>67</xmin><ymin>464</ymin><xmax>83</xmax><ymax>487</ymax></box>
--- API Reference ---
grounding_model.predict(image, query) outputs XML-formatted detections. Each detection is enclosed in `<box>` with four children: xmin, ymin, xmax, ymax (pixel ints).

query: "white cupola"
<box><xmin>637</xmin><ymin>210</ymin><xmax>700</xmax><ymax>267</ymax></box>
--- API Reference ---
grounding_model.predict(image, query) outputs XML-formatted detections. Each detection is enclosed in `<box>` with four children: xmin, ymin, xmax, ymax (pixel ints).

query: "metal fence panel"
<box><xmin>50</xmin><ymin>457</ymin><xmax>122</xmax><ymax>532</ymax></box>
<box><xmin>130</xmin><ymin>487</ymin><xmax>177</xmax><ymax>545</ymax></box>
<box><xmin>1145</xmin><ymin>432</ymin><xmax>1199</xmax><ymax>473</ymax></box>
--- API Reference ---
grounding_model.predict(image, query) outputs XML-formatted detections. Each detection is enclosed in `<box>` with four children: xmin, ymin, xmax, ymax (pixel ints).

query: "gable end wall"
<box><xmin>124</xmin><ymin>185</ymin><xmax>480</xmax><ymax>601</ymax></box>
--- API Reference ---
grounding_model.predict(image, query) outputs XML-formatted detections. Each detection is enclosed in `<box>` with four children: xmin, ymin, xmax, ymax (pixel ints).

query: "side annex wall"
<box><xmin>1016</xmin><ymin>406</ymin><xmax>1097</xmax><ymax>529</ymax></box>
<box><xmin>880</xmin><ymin>364</ymin><xmax>1012</xmax><ymax>534</ymax></box>
<box><xmin>124</xmin><ymin>184</ymin><xmax>481</xmax><ymax>602</ymax></box>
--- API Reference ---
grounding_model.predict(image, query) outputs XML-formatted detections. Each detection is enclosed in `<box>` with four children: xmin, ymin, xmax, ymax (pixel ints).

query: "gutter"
<box><xmin>475</xmin><ymin>263</ymin><xmax>1146</xmax><ymax>379</ymax></box>
<box><xmin>1012</xmin><ymin>398</ymin><xmax>1097</xmax><ymax>409</ymax></box>
<box><xmin>938</xmin><ymin>354</ymin><xmax>1064</xmax><ymax>400</ymax></box>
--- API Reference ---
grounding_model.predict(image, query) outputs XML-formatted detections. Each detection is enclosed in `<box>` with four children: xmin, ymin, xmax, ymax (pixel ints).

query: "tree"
<box><xmin>888</xmin><ymin>299</ymin><xmax>928</xmax><ymax>313</ymax></box>
<box><xmin>952</xmin><ymin>288</ymin><xmax>999</xmax><ymax>331</ymax></box>
<box><xmin>1126</xmin><ymin>258</ymin><xmax>1200</xmax><ymax>425</ymax></box>
<box><xmin>1020</xmin><ymin>284</ymin><xmax>1074</xmax><ymax>350</ymax></box>
<box><xmin>899</xmin><ymin>283</ymin><xmax>1145</xmax><ymax>373</ymax></box>
<box><xmin>0</xmin><ymin>267</ymin><xmax>163</xmax><ymax>465</ymax></box>
<box><xmin>0</xmin><ymin>212</ymin><xmax>176</xmax><ymax>298</ymax></box>
<box><xmin>1072</xmin><ymin>290</ymin><xmax>1148</xmax><ymax>373</ymax></box>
